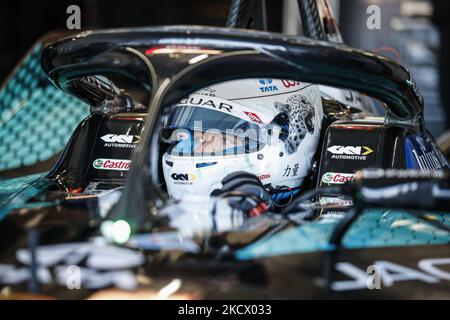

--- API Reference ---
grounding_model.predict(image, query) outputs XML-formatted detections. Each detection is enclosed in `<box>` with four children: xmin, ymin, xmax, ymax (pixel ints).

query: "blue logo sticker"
<box><xmin>405</xmin><ymin>134</ymin><xmax>443</xmax><ymax>170</ymax></box>
<box><xmin>258</xmin><ymin>79</ymin><xmax>272</xmax><ymax>85</ymax></box>
<box><xmin>257</xmin><ymin>79</ymin><xmax>278</xmax><ymax>93</ymax></box>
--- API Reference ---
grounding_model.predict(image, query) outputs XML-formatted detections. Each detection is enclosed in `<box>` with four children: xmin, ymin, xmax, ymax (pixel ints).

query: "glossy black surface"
<box><xmin>41</xmin><ymin>26</ymin><xmax>422</xmax><ymax>120</ymax></box>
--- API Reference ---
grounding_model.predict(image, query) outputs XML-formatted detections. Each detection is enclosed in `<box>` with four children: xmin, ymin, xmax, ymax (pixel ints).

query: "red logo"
<box><xmin>93</xmin><ymin>158</ymin><xmax>131</xmax><ymax>171</ymax></box>
<box><xmin>258</xmin><ymin>173</ymin><xmax>271</xmax><ymax>180</ymax></box>
<box><xmin>281</xmin><ymin>80</ymin><xmax>301</xmax><ymax>88</ymax></box>
<box><xmin>244</xmin><ymin>111</ymin><xmax>263</xmax><ymax>123</ymax></box>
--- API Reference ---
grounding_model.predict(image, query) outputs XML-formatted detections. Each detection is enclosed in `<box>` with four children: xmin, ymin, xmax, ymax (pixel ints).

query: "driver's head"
<box><xmin>160</xmin><ymin>78</ymin><xmax>323</xmax><ymax>199</ymax></box>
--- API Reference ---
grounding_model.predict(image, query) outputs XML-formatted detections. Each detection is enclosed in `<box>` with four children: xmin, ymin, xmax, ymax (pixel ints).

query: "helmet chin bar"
<box><xmin>162</xmin><ymin>138</ymin><xmax>309</xmax><ymax>200</ymax></box>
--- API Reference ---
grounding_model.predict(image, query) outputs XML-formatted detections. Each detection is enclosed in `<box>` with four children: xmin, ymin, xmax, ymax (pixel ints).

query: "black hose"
<box><xmin>323</xmin><ymin>206</ymin><xmax>362</xmax><ymax>289</ymax></box>
<box><xmin>328</xmin><ymin>206</ymin><xmax>363</xmax><ymax>247</ymax></box>
<box><xmin>27</xmin><ymin>228</ymin><xmax>39</xmax><ymax>293</ymax></box>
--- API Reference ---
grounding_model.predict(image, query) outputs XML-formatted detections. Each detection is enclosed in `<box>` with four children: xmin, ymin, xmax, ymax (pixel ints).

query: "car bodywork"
<box><xmin>0</xmin><ymin>26</ymin><xmax>449</xmax><ymax>299</ymax></box>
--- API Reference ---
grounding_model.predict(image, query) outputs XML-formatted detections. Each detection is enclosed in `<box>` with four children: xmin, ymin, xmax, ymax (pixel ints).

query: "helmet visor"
<box><xmin>160</xmin><ymin>105</ymin><xmax>268</xmax><ymax>156</ymax></box>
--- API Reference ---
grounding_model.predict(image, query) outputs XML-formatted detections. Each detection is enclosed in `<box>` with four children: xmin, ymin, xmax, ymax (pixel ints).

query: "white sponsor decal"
<box><xmin>327</xmin><ymin>145</ymin><xmax>374</xmax><ymax>160</ymax></box>
<box><xmin>100</xmin><ymin>134</ymin><xmax>140</xmax><ymax>148</ymax></box>
<box><xmin>257</xmin><ymin>79</ymin><xmax>279</xmax><ymax>93</ymax></box>
<box><xmin>177</xmin><ymin>94</ymin><xmax>273</xmax><ymax>124</ymax></box>
<box><xmin>321</xmin><ymin>172</ymin><xmax>355</xmax><ymax>184</ymax></box>
<box><xmin>93</xmin><ymin>159</ymin><xmax>131</xmax><ymax>171</ymax></box>
<box><xmin>319</xmin><ymin>196</ymin><xmax>353</xmax><ymax>207</ymax></box>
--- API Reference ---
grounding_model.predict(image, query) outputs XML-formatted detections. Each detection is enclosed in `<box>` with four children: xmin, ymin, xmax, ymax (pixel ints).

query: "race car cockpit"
<box><xmin>39</xmin><ymin>26</ymin><xmax>445</xmax><ymax>229</ymax></box>
<box><xmin>1</xmin><ymin>2</ymin><xmax>450</xmax><ymax>299</ymax></box>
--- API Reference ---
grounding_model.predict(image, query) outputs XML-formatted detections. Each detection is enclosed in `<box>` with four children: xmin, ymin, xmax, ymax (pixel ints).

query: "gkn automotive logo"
<box><xmin>93</xmin><ymin>158</ymin><xmax>131</xmax><ymax>171</ymax></box>
<box><xmin>257</xmin><ymin>79</ymin><xmax>278</xmax><ymax>93</ymax></box>
<box><xmin>327</xmin><ymin>145</ymin><xmax>374</xmax><ymax>160</ymax></box>
<box><xmin>101</xmin><ymin>134</ymin><xmax>140</xmax><ymax>148</ymax></box>
<box><xmin>171</xmin><ymin>172</ymin><xmax>197</xmax><ymax>185</ymax></box>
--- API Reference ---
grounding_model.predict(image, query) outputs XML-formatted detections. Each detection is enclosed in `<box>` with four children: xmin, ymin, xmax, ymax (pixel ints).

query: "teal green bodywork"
<box><xmin>236</xmin><ymin>210</ymin><xmax>450</xmax><ymax>260</ymax></box>
<box><xmin>0</xmin><ymin>173</ymin><xmax>52</xmax><ymax>220</ymax></box>
<box><xmin>0</xmin><ymin>41</ymin><xmax>89</xmax><ymax>172</ymax></box>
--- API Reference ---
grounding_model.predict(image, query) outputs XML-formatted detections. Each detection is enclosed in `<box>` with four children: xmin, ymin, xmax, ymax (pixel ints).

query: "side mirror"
<box><xmin>71</xmin><ymin>75</ymin><xmax>146</xmax><ymax>115</ymax></box>
<box><xmin>42</xmin><ymin>45</ymin><xmax>155</xmax><ymax>114</ymax></box>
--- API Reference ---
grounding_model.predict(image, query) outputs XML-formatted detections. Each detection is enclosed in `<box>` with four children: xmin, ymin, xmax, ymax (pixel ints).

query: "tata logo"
<box><xmin>327</xmin><ymin>145</ymin><xmax>374</xmax><ymax>161</ymax></box>
<box><xmin>171</xmin><ymin>173</ymin><xmax>197</xmax><ymax>181</ymax></box>
<box><xmin>258</xmin><ymin>79</ymin><xmax>272</xmax><ymax>85</ymax></box>
<box><xmin>258</xmin><ymin>79</ymin><xmax>278</xmax><ymax>93</ymax></box>
<box><xmin>101</xmin><ymin>134</ymin><xmax>140</xmax><ymax>144</ymax></box>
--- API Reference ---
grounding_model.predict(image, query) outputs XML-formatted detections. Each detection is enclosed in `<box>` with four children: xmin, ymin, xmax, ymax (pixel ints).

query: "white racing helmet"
<box><xmin>161</xmin><ymin>78</ymin><xmax>323</xmax><ymax>199</ymax></box>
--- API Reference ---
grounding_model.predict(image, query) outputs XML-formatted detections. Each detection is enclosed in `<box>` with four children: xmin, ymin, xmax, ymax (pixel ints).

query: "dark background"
<box><xmin>0</xmin><ymin>0</ymin><xmax>284</xmax><ymax>82</ymax></box>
